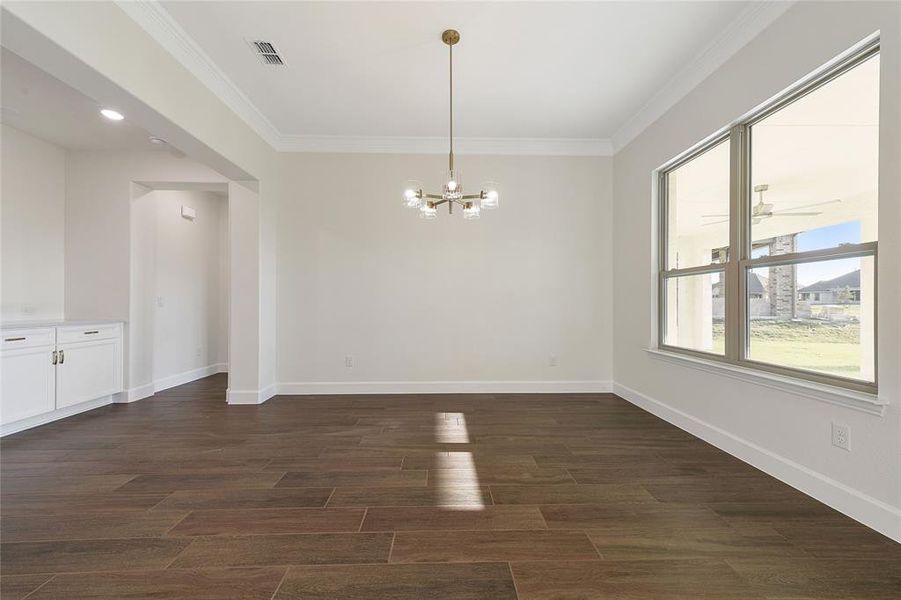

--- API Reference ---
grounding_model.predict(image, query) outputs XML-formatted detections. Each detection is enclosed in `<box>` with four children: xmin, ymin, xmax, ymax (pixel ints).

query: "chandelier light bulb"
<box><xmin>419</xmin><ymin>204</ymin><xmax>438</xmax><ymax>220</ymax></box>
<box><xmin>463</xmin><ymin>203</ymin><xmax>480</xmax><ymax>220</ymax></box>
<box><xmin>402</xmin><ymin>180</ymin><xmax>422</xmax><ymax>208</ymax></box>
<box><xmin>481</xmin><ymin>182</ymin><xmax>499</xmax><ymax>210</ymax></box>
<box><xmin>447</xmin><ymin>180</ymin><xmax>457</xmax><ymax>191</ymax></box>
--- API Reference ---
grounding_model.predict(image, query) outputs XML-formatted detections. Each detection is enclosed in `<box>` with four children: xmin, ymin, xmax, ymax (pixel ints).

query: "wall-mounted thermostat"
<box><xmin>181</xmin><ymin>205</ymin><xmax>196</xmax><ymax>221</ymax></box>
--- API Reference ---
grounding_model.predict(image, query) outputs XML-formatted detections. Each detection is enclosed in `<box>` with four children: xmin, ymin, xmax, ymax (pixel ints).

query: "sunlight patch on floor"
<box><xmin>433</xmin><ymin>412</ymin><xmax>484</xmax><ymax>510</ymax></box>
<box><xmin>435</xmin><ymin>412</ymin><xmax>470</xmax><ymax>443</ymax></box>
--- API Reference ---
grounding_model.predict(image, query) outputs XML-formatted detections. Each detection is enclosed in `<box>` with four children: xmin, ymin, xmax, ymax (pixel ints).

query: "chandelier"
<box><xmin>401</xmin><ymin>29</ymin><xmax>499</xmax><ymax>220</ymax></box>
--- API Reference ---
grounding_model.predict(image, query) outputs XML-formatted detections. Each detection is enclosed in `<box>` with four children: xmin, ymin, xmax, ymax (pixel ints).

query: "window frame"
<box><xmin>657</xmin><ymin>40</ymin><xmax>879</xmax><ymax>395</ymax></box>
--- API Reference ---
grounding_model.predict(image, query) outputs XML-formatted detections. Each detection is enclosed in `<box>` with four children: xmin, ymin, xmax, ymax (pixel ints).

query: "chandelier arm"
<box><xmin>424</xmin><ymin>193</ymin><xmax>444</xmax><ymax>200</ymax></box>
<box><xmin>460</xmin><ymin>193</ymin><xmax>483</xmax><ymax>200</ymax></box>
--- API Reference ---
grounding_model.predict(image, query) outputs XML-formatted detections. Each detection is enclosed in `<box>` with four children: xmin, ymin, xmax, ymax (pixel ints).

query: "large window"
<box><xmin>658</xmin><ymin>42</ymin><xmax>879</xmax><ymax>393</ymax></box>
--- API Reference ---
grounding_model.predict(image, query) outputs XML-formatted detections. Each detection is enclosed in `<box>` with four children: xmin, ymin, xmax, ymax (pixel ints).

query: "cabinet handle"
<box><xmin>52</xmin><ymin>350</ymin><xmax>58</xmax><ymax>365</ymax></box>
<box><xmin>4</xmin><ymin>337</ymin><xmax>26</xmax><ymax>342</ymax></box>
<box><xmin>84</xmin><ymin>331</ymin><xmax>99</xmax><ymax>335</ymax></box>
<box><xmin>59</xmin><ymin>350</ymin><xmax>65</xmax><ymax>364</ymax></box>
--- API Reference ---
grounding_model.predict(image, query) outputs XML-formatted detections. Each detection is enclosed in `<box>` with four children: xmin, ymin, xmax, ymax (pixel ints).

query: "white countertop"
<box><xmin>1</xmin><ymin>319</ymin><xmax>125</xmax><ymax>330</ymax></box>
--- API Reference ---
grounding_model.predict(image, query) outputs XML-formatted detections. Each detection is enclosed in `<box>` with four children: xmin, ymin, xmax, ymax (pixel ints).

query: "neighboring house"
<box><xmin>712</xmin><ymin>273</ymin><xmax>766</xmax><ymax>299</ymax></box>
<box><xmin>798</xmin><ymin>269</ymin><xmax>861</xmax><ymax>304</ymax></box>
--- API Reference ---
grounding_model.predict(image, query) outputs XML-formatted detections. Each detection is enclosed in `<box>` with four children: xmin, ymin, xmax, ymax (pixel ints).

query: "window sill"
<box><xmin>646</xmin><ymin>348</ymin><xmax>887</xmax><ymax>416</ymax></box>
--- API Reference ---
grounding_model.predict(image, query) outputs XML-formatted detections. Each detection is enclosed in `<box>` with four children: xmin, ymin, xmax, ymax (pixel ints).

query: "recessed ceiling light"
<box><xmin>100</xmin><ymin>108</ymin><xmax>124</xmax><ymax>121</ymax></box>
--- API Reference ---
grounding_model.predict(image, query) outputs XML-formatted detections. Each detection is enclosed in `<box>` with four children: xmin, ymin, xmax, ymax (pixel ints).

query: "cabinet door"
<box><xmin>56</xmin><ymin>338</ymin><xmax>123</xmax><ymax>409</ymax></box>
<box><xmin>1</xmin><ymin>346</ymin><xmax>56</xmax><ymax>425</ymax></box>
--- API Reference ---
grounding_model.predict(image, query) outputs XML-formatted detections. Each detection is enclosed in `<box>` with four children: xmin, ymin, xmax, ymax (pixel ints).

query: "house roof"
<box><xmin>748</xmin><ymin>273</ymin><xmax>765</xmax><ymax>295</ymax></box>
<box><xmin>713</xmin><ymin>273</ymin><xmax>765</xmax><ymax>295</ymax></box>
<box><xmin>799</xmin><ymin>269</ymin><xmax>860</xmax><ymax>293</ymax></box>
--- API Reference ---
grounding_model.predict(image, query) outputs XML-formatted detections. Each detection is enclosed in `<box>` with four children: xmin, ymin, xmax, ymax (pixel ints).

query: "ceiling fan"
<box><xmin>702</xmin><ymin>184</ymin><xmax>841</xmax><ymax>225</ymax></box>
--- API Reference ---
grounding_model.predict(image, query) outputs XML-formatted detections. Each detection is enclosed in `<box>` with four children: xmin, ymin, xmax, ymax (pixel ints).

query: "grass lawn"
<box><xmin>712</xmin><ymin>320</ymin><xmax>862</xmax><ymax>378</ymax></box>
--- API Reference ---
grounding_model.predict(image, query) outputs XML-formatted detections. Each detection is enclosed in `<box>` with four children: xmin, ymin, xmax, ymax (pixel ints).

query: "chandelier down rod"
<box><xmin>443</xmin><ymin>29</ymin><xmax>459</xmax><ymax>172</ymax></box>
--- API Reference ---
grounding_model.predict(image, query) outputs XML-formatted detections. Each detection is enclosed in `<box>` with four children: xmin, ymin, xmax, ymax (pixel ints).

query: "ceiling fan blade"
<box><xmin>781</xmin><ymin>199</ymin><xmax>841</xmax><ymax>211</ymax></box>
<box><xmin>771</xmin><ymin>211</ymin><xmax>822</xmax><ymax>217</ymax></box>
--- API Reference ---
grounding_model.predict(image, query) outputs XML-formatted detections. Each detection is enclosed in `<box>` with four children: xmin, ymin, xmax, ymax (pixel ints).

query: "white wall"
<box><xmin>63</xmin><ymin>150</ymin><xmax>228</xmax><ymax>396</ymax></box>
<box><xmin>612</xmin><ymin>1</ymin><xmax>900</xmax><ymax>540</ymax></box>
<box><xmin>0</xmin><ymin>124</ymin><xmax>66</xmax><ymax>321</ymax></box>
<box><xmin>277</xmin><ymin>153</ymin><xmax>613</xmax><ymax>391</ymax></box>
<box><xmin>130</xmin><ymin>189</ymin><xmax>227</xmax><ymax>392</ymax></box>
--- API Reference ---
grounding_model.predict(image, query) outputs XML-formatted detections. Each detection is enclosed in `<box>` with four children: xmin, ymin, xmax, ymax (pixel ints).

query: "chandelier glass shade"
<box><xmin>401</xmin><ymin>30</ymin><xmax>499</xmax><ymax>220</ymax></box>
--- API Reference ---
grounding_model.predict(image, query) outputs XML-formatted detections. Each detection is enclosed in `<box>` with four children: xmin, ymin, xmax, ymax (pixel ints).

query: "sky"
<box><xmin>749</xmin><ymin>221</ymin><xmax>863</xmax><ymax>287</ymax></box>
<box><xmin>795</xmin><ymin>221</ymin><xmax>861</xmax><ymax>286</ymax></box>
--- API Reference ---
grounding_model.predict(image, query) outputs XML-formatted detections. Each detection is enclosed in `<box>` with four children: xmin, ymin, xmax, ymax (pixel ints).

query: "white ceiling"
<box><xmin>0</xmin><ymin>49</ymin><xmax>167</xmax><ymax>152</ymax></box>
<box><xmin>147</xmin><ymin>0</ymin><xmax>780</xmax><ymax>152</ymax></box>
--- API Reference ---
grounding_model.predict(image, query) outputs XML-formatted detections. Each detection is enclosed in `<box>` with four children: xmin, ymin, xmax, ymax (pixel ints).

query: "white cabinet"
<box><xmin>0</xmin><ymin>329</ymin><xmax>56</xmax><ymax>425</ymax></box>
<box><xmin>1</xmin><ymin>322</ymin><xmax>123</xmax><ymax>435</ymax></box>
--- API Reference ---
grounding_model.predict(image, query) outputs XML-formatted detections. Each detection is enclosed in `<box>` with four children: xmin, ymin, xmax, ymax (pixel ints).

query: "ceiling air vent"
<box><xmin>248</xmin><ymin>40</ymin><xmax>285</xmax><ymax>66</ymax></box>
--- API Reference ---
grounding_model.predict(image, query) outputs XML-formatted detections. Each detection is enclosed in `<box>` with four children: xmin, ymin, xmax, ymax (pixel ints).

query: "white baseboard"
<box><xmin>277</xmin><ymin>380</ymin><xmax>613</xmax><ymax>395</ymax></box>
<box><xmin>226</xmin><ymin>388</ymin><xmax>265</xmax><ymax>404</ymax></box>
<box><xmin>122</xmin><ymin>383</ymin><xmax>155</xmax><ymax>403</ymax></box>
<box><xmin>613</xmin><ymin>382</ymin><xmax>901</xmax><ymax>543</ymax></box>
<box><xmin>260</xmin><ymin>383</ymin><xmax>278</xmax><ymax>403</ymax></box>
<box><xmin>154</xmin><ymin>363</ymin><xmax>228</xmax><ymax>392</ymax></box>
<box><xmin>120</xmin><ymin>363</ymin><xmax>228</xmax><ymax>403</ymax></box>
<box><xmin>1</xmin><ymin>396</ymin><xmax>114</xmax><ymax>437</ymax></box>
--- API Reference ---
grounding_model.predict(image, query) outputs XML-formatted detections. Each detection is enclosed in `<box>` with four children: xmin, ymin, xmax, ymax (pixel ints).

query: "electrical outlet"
<box><xmin>344</xmin><ymin>355</ymin><xmax>354</xmax><ymax>368</ymax></box>
<box><xmin>831</xmin><ymin>422</ymin><xmax>850</xmax><ymax>451</ymax></box>
<box><xmin>549</xmin><ymin>355</ymin><xmax>558</xmax><ymax>367</ymax></box>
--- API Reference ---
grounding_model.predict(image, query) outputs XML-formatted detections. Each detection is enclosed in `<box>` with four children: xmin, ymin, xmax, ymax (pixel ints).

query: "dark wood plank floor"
<box><xmin>2</xmin><ymin>374</ymin><xmax>899</xmax><ymax>599</ymax></box>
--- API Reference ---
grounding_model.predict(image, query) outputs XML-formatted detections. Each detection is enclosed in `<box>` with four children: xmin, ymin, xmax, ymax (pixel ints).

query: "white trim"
<box><xmin>613</xmin><ymin>382</ymin><xmax>901</xmax><ymax>543</ymax></box>
<box><xmin>611</xmin><ymin>1</ymin><xmax>795</xmax><ymax>152</ymax></box>
<box><xmin>122</xmin><ymin>383</ymin><xmax>155</xmax><ymax>403</ymax></box>
<box><xmin>646</xmin><ymin>348</ymin><xmax>886</xmax><ymax>416</ymax></box>
<box><xmin>115</xmin><ymin>0</ymin><xmax>282</xmax><ymax>147</ymax></box>
<box><xmin>1</xmin><ymin>396</ymin><xmax>113</xmax><ymax>437</ymax></box>
<box><xmin>226</xmin><ymin>388</ymin><xmax>266</xmax><ymax>405</ymax></box>
<box><xmin>260</xmin><ymin>383</ymin><xmax>278</xmax><ymax>403</ymax></box>
<box><xmin>153</xmin><ymin>363</ymin><xmax>228</xmax><ymax>393</ymax></box>
<box><xmin>277</xmin><ymin>135</ymin><xmax>612</xmax><ymax>156</ymax></box>
<box><xmin>277</xmin><ymin>380</ymin><xmax>612</xmax><ymax>395</ymax></box>
<box><xmin>120</xmin><ymin>363</ymin><xmax>228</xmax><ymax>403</ymax></box>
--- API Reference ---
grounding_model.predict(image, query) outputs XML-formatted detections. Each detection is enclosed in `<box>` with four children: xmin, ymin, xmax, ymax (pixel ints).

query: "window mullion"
<box><xmin>726</xmin><ymin>124</ymin><xmax>748</xmax><ymax>363</ymax></box>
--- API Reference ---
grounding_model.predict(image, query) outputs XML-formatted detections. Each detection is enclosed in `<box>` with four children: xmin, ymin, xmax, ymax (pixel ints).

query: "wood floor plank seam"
<box><xmin>506</xmin><ymin>562</ymin><xmax>522</xmax><ymax>600</ymax></box>
<box><xmin>268</xmin><ymin>567</ymin><xmax>290</xmax><ymax>600</ymax></box>
<box><xmin>387</xmin><ymin>532</ymin><xmax>397</xmax><ymax>563</ymax></box>
<box><xmin>19</xmin><ymin>573</ymin><xmax>56</xmax><ymax>600</ymax></box>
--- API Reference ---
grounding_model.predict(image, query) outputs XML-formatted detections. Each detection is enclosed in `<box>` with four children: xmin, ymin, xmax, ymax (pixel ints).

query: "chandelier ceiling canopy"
<box><xmin>402</xmin><ymin>29</ymin><xmax>499</xmax><ymax>220</ymax></box>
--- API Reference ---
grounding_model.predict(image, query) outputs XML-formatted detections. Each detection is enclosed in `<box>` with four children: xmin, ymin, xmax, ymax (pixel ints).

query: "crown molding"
<box><xmin>276</xmin><ymin>135</ymin><xmax>612</xmax><ymax>156</ymax></box>
<box><xmin>115</xmin><ymin>0</ymin><xmax>282</xmax><ymax>148</ymax></box>
<box><xmin>611</xmin><ymin>0</ymin><xmax>795</xmax><ymax>152</ymax></box>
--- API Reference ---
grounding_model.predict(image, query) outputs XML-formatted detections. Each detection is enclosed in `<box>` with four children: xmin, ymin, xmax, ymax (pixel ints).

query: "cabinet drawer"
<box><xmin>57</xmin><ymin>324</ymin><xmax>121</xmax><ymax>344</ymax></box>
<box><xmin>1</xmin><ymin>328</ymin><xmax>55</xmax><ymax>350</ymax></box>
